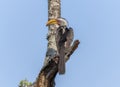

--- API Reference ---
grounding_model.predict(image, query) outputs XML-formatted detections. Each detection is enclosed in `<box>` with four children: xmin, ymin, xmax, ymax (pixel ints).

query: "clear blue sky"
<box><xmin>0</xmin><ymin>0</ymin><xmax>120</xmax><ymax>87</ymax></box>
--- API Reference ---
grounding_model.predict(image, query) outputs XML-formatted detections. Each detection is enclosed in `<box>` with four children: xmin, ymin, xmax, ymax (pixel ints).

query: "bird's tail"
<box><xmin>58</xmin><ymin>50</ymin><xmax>65</xmax><ymax>74</ymax></box>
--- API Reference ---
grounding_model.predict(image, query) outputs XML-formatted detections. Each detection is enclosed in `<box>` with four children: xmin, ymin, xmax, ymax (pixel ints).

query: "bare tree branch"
<box><xmin>35</xmin><ymin>40</ymin><xmax>80</xmax><ymax>87</ymax></box>
<box><xmin>31</xmin><ymin>0</ymin><xmax>80</xmax><ymax>87</ymax></box>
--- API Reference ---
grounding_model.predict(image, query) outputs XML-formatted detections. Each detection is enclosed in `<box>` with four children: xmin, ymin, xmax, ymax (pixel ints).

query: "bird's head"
<box><xmin>46</xmin><ymin>18</ymin><xmax>68</xmax><ymax>27</ymax></box>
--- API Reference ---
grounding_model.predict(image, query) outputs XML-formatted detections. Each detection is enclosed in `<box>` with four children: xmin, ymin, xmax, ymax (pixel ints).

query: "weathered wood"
<box><xmin>36</xmin><ymin>40</ymin><xmax>80</xmax><ymax>87</ymax></box>
<box><xmin>35</xmin><ymin>0</ymin><xmax>62</xmax><ymax>87</ymax></box>
<box><xmin>33</xmin><ymin>0</ymin><xmax>80</xmax><ymax>87</ymax></box>
<box><xmin>19</xmin><ymin>0</ymin><xmax>80</xmax><ymax>87</ymax></box>
<box><xmin>44</xmin><ymin>0</ymin><xmax>61</xmax><ymax>66</ymax></box>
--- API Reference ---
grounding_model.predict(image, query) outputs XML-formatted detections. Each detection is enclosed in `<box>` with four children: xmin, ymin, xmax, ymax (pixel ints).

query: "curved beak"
<box><xmin>46</xmin><ymin>19</ymin><xmax>58</xmax><ymax>26</ymax></box>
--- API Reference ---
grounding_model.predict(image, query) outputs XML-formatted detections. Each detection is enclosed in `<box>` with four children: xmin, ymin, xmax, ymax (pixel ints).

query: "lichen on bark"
<box><xmin>44</xmin><ymin>0</ymin><xmax>61</xmax><ymax>66</ymax></box>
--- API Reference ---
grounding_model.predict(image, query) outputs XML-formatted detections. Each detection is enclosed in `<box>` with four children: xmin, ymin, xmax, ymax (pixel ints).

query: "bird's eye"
<box><xmin>57</xmin><ymin>20</ymin><xmax>61</xmax><ymax>25</ymax></box>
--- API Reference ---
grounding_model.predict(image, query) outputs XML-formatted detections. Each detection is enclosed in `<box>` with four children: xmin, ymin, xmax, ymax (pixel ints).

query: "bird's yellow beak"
<box><xmin>46</xmin><ymin>19</ymin><xmax>58</xmax><ymax>26</ymax></box>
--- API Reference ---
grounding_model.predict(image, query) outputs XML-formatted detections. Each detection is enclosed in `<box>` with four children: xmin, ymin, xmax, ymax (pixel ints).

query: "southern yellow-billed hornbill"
<box><xmin>46</xmin><ymin>18</ymin><xmax>74</xmax><ymax>74</ymax></box>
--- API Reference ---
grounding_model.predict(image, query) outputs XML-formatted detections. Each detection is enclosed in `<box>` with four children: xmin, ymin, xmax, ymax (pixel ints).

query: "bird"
<box><xmin>46</xmin><ymin>18</ymin><xmax>74</xmax><ymax>74</ymax></box>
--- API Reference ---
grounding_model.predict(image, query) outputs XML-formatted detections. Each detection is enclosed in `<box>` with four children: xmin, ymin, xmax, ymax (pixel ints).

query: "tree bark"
<box><xmin>35</xmin><ymin>0</ymin><xmax>61</xmax><ymax>87</ymax></box>
<box><xmin>34</xmin><ymin>40</ymin><xmax>80</xmax><ymax>87</ymax></box>
<box><xmin>44</xmin><ymin>0</ymin><xmax>61</xmax><ymax>66</ymax></box>
<box><xmin>31</xmin><ymin>0</ymin><xmax>80</xmax><ymax>87</ymax></box>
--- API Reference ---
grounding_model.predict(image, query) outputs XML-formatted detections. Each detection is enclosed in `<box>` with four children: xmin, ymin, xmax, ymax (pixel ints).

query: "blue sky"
<box><xmin>0</xmin><ymin>0</ymin><xmax>120</xmax><ymax>87</ymax></box>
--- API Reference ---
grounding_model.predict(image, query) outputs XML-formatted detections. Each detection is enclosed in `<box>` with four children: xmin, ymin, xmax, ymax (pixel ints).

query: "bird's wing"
<box><xmin>65</xmin><ymin>27</ymin><xmax>74</xmax><ymax>49</ymax></box>
<box><xmin>55</xmin><ymin>26</ymin><xmax>66</xmax><ymax>74</ymax></box>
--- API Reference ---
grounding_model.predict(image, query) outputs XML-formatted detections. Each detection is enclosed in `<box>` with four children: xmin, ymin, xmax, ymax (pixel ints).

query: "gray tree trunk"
<box><xmin>44</xmin><ymin>0</ymin><xmax>61</xmax><ymax>65</ymax></box>
<box><xmin>31</xmin><ymin>0</ymin><xmax>80</xmax><ymax>87</ymax></box>
<box><xmin>19</xmin><ymin>0</ymin><xmax>80</xmax><ymax>87</ymax></box>
<box><xmin>35</xmin><ymin>0</ymin><xmax>61</xmax><ymax>87</ymax></box>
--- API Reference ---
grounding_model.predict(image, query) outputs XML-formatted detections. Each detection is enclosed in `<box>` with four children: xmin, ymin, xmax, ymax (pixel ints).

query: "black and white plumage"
<box><xmin>46</xmin><ymin>18</ymin><xmax>74</xmax><ymax>74</ymax></box>
<box><xmin>56</xmin><ymin>26</ymin><xmax>73</xmax><ymax>74</ymax></box>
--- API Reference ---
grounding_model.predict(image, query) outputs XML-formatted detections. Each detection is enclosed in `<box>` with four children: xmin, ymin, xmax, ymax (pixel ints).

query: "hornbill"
<box><xmin>46</xmin><ymin>18</ymin><xmax>74</xmax><ymax>74</ymax></box>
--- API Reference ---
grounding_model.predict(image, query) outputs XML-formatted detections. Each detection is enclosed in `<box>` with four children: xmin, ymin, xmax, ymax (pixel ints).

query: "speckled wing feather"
<box><xmin>65</xmin><ymin>27</ymin><xmax>74</xmax><ymax>50</ymax></box>
<box><xmin>55</xmin><ymin>26</ymin><xmax>67</xmax><ymax>74</ymax></box>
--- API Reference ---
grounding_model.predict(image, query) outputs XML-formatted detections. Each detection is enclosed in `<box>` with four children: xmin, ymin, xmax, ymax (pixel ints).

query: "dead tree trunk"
<box><xmin>44</xmin><ymin>0</ymin><xmax>61</xmax><ymax>68</ymax></box>
<box><xmin>32</xmin><ymin>0</ymin><xmax>80</xmax><ymax>87</ymax></box>
<box><xmin>35</xmin><ymin>40</ymin><xmax>79</xmax><ymax>87</ymax></box>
